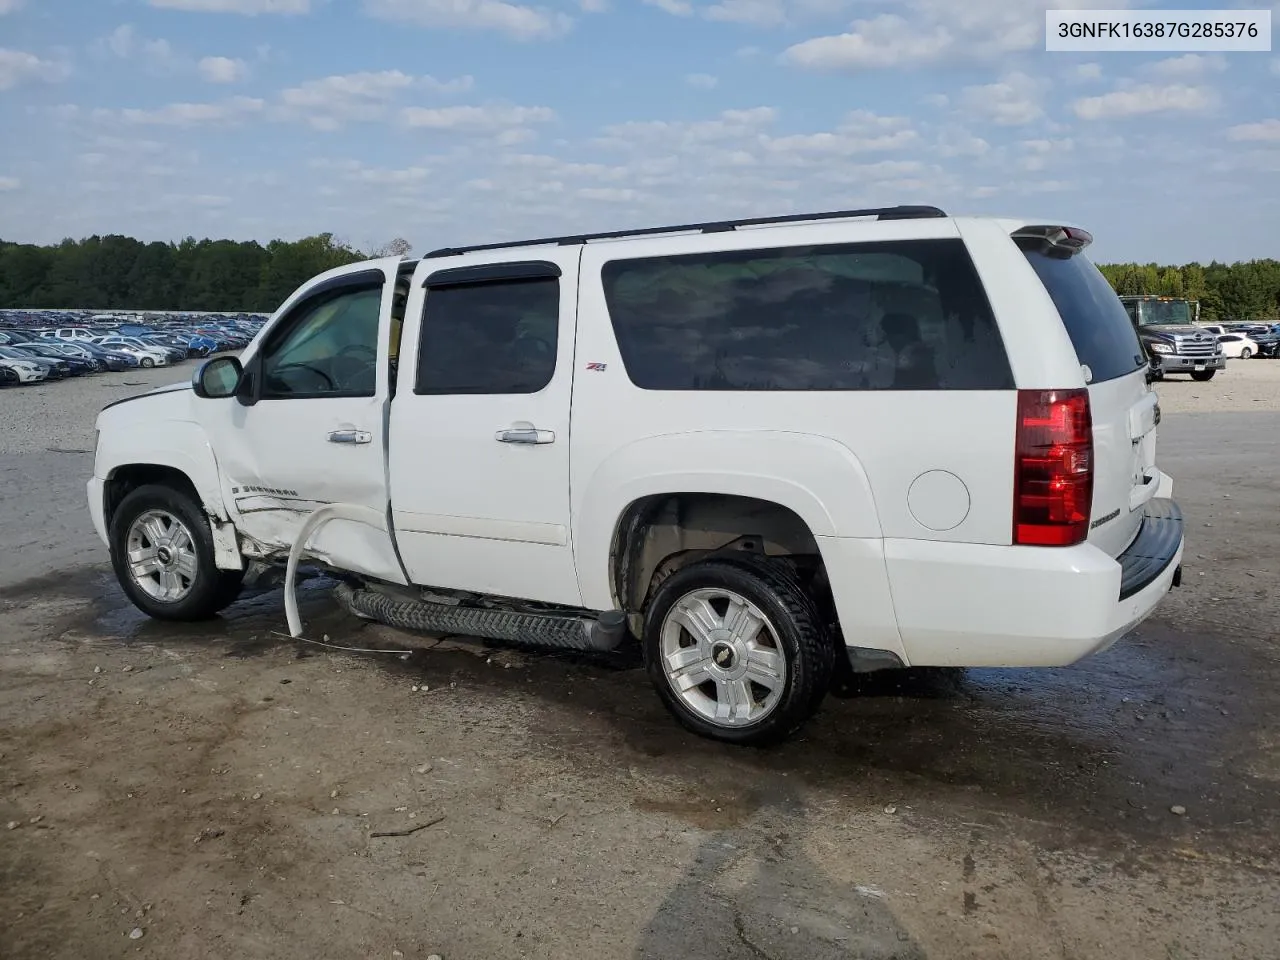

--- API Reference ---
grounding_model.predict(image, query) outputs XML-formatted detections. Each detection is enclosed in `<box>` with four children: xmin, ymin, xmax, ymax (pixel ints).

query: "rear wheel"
<box><xmin>642</xmin><ymin>555</ymin><xmax>834</xmax><ymax>746</ymax></box>
<box><xmin>1191</xmin><ymin>369</ymin><xmax>1216</xmax><ymax>381</ymax></box>
<box><xmin>1241</xmin><ymin>348</ymin><xmax>1253</xmax><ymax>359</ymax></box>
<box><xmin>109</xmin><ymin>484</ymin><xmax>244</xmax><ymax>621</ymax></box>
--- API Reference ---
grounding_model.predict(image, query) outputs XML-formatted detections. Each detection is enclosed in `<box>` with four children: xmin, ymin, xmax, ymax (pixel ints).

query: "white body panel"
<box><xmin>387</xmin><ymin>250</ymin><xmax>583</xmax><ymax>606</ymax></box>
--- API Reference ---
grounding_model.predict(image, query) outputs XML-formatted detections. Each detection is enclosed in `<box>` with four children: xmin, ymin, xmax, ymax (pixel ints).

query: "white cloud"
<box><xmin>782</xmin><ymin>0</ymin><xmax>1135</xmax><ymax>71</ymax></box>
<box><xmin>1073</xmin><ymin>84</ymin><xmax>1217</xmax><ymax>120</ymax></box>
<box><xmin>782</xmin><ymin>15</ymin><xmax>950</xmax><ymax>71</ymax></box>
<box><xmin>199</xmin><ymin>56</ymin><xmax>249</xmax><ymax>83</ymax></box>
<box><xmin>1272</xmin><ymin>58</ymin><xmax>1280</xmax><ymax>76</ymax></box>
<box><xmin>936</xmin><ymin>126</ymin><xmax>989</xmax><ymax>157</ymax></box>
<box><xmin>0</xmin><ymin>48</ymin><xmax>70</xmax><ymax>90</ymax></box>
<box><xmin>1071</xmin><ymin>62</ymin><xmax>1102</xmax><ymax>82</ymax></box>
<box><xmin>147</xmin><ymin>0</ymin><xmax>310</xmax><ymax>12</ymax></box>
<box><xmin>705</xmin><ymin>0</ymin><xmax>786</xmax><ymax>25</ymax></box>
<box><xmin>276</xmin><ymin>71</ymin><xmax>468</xmax><ymax>128</ymax></box>
<box><xmin>102</xmin><ymin>96</ymin><xmax>266</xmax><ymax>126</ymax></box>
<box><xmin>0</xmin><ymin>0</ymin><xmax>23</xmax><ymax>13</ymax></box>
<box><xmin>399</xmin><ymin>103</ymin><xmax>557</xmax><ymax>132</ymax></box>
<box><xmin>1139</xmin><ymin>54</ymin><xmax>1227</xmax><ymax>80</ymax></box>
<box><xmin>363</xmin><ymin>0</ymin><xmax>573</xmax><ymax>40</ymax></box>
<box><xmin>162</xmin><ymin>193</ymin><xmax>232</xmax><ymax>207</ymax></box>
<box><xmin>685</xmin><ymin>73</ymin><xmax>718</xmax><ymax>89</ymax></box>
<box><xmin>645</xmin><ymin>0</ymin><xmax>693</xmax><ymax>15</ymax></box>
<box><xmin>578</xmin><ymin>0</ymin><xmax>607</xmax><ymax>9</ymax></box>
<box><xmin>1226</xmin><ymin>119</ymin><xmax>1280</xmax><ymax>142</ymax></box>
<box><xmin>0</xmin><ymin>176</ymin><xmax>20</xmax><ymax>190</ymax></box>
<box><xmin>960</xmin><ymin>72</ymin><xmax>1044</xmax><ymax>126</ymax></box>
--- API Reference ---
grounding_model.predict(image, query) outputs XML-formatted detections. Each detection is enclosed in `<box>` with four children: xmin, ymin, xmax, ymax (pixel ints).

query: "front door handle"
<box><xmin>494</xmin><ymin>424</ymin><xmax>555</xmax><ymax>444</ymax></box>
<box><xmin>328</xmin><ymin>429</ymin><xmax>372</xmax><ymax>444</ymax></box>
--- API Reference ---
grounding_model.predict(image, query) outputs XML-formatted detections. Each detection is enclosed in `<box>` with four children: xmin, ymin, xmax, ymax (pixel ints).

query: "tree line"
<box><xmin>1</xmin><ymin>232</ymin><xmax>1278</xmax><ymax>321</ymax></box>
<box><xmin>0</xmin><ymin>234</ymin><xmax>408</xmax><ymax>314</ymax></box>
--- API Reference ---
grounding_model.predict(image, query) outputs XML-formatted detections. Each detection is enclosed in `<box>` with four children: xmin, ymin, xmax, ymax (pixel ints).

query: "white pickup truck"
<box><xmin>88</xmin><ymin>205</ymin><xmax>1185</xmax><ymax>744</ymax></box>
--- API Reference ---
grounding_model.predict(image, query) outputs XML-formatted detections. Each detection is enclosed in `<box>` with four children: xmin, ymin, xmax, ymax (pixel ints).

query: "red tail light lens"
<box><xmin>1013</xmin><ymin>388</ymin><xmax>1093</xmax><ymax>546</ymax></box>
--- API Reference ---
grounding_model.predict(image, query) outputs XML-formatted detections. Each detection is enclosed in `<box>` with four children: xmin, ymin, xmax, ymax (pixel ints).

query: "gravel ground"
<box><xmin>2</xmin><ymin>355</ymin><xmax>1279</xmax><ymax>960</ymax></box>
<box><xmin>1150</xmin><ymin>356</ymin><xmax>1280</xmax><ymax>413</ymax></box>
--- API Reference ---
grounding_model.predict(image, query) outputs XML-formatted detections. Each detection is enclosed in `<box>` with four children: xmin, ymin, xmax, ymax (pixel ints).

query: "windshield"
<box><xmin>1133</xmin><ymin>300</ymin><xmax>1192</xmax><ymax>326</ymax></box>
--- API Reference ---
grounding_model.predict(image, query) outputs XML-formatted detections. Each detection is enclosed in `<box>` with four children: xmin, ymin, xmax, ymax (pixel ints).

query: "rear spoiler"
<box><xmin>1011</xmin><ymin>224</ymin><xmax>1093</xmax><ymax>258</ymax></box>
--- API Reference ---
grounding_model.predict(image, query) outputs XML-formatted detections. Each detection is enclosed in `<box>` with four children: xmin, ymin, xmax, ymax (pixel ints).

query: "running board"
<box><xmin>333</xmin><ymin>582</ymin><xmax>630</xmax><ymax>653</ymax></box>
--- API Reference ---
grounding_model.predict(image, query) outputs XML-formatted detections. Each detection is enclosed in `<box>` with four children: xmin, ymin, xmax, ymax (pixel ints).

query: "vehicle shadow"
<box><xmin>631</xmin><ymin>782</ymin><xmax>925</xmax><ymax>960</ymax></box>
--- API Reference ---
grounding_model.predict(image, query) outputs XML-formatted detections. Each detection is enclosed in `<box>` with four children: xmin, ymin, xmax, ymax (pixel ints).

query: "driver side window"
<box><xmin>260</xmin><ymin>282</ymin><xmax>384</xmax><ymax>399</ymax></box>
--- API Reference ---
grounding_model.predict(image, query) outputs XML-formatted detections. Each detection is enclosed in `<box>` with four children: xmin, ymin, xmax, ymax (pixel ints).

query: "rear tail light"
<box><xmin>1013</xmin><ymin>388</ymin><xmax>1093</xmax><ymax>546</ymax></box>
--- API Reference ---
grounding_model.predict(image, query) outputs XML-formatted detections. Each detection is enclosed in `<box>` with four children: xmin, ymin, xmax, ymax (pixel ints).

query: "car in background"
<box><xmin>0</xmin><ymin>329</ymin><xmax>40</xmax><ymax>347</ymax></box>
<box><xmin>80</xmin><ymin>342</ymin><xmax>142</xmax><ymax>370</ymax></box>
<box><xmin>29</xmin><ymin>340</ymin><xmax>124</xmax><ymax>371</ymax></box>
<box><xmin>0</xmin><ymin>346</ymin><xmax>65</xmax><ymax>379</ymax></box>
<box><xmin>165</xmin><ymin>330</ymin><xmax>219</xmax><ymax>356</ymax></box>
<box><xmin>1246</xmin><ymin>324</ymin><xmax>1280</xmax><ymax>358</ymax></box>
<box><xmin>90</xmin><ymin>337</ymin><xmax>172</xmax><ymax>367</ymax></box>
<box><xmin>1217</xmin><ymin>334</ymin><xmax>1260</xmax><ymax>359</ymax></box>
<box><xmin>0</xmin><ymin>357</ymin><xmax>47</xmax><ymax>384</ymax></box>
<box><xmin>41</xmin><ymin>327</ymin><xmax>99</xmax><ymax>345</ymax></box>
<box><xmin>135</xmin><ymin>334</ymin><xmax>189</xmax><ymax>362</ymax></box>
<box><xmin>10</xmin><ymin>342</ymin><xmax>94</xmax><ymax>375</ymax></box>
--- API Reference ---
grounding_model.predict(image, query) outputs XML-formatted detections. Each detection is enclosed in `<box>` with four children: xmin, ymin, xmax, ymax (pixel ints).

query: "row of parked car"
<box><xmin>1207</xmin><ymin>322</ymin><xmax>1280</xmax><ymax>359</ymax></box>
<box><xmin>0</xmin><ymin>312</ymin><xmax>266</xmax><ymax>386</ymax></box>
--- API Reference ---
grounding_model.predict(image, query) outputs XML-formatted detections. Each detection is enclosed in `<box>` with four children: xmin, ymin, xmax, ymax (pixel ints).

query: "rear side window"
<box><xmin>1016</xmin><ymin>240</ymin><xmax>1147</xmax><ymax>384</ymax></box>
<box><xmin>600</xmin><ymin>239</ymin><xmax>1013</xmax><ymax>391</ymax></box>
<box><xmin>416</xmin><ymin>278</ymin><xmax>559</xmax><ymax>395</ymax></box>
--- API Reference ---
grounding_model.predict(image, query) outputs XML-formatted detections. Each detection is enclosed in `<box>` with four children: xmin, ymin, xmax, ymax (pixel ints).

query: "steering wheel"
<box><xmin>270</xmin><ymin>362</ymin><xmax>334</xmax><ymax>391</ymax></box>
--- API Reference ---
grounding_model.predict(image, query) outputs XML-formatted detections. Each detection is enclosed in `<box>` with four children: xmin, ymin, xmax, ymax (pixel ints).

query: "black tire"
<box><xmin>1191</xmin><ymin>369</ymin><xmax>1216</xmax><ymax>381</ymax></box>
<box><xmin>1241</xmin><ymin>348</ymin><xmax>1252</xmax><ymax>359</ymax></box>
<box><xmin>109</xmin><ymin>483</ymin><xmax>244</xmax><ymax>621</ymax></box>
<box><xmin>642</xmin><ymin>555</ymin><xmax>834</xmax><ymax>746</ymax></box>
<box><xmin>140</xmin><ymin>356</ymin><xmax>154</xmax><ymax>368</ymax></box>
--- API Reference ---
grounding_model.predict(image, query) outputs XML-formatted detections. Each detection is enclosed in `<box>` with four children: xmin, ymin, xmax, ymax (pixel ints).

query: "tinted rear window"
<box><xmin>1017</xmin><ymin>240</ymin><xmax>1146</xmax><ymax>384</ymax></box>
<box><xmin>601</xmin><ymin>238</ymin><xmax>1013</xmax><ymax>391</ymax></box>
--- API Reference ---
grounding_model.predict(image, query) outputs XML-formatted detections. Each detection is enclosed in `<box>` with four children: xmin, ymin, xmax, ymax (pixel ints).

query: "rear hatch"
<box><xmin>1015</xmin><ymin>233</ymin><xmax>1158</xmax><ymax>559</ymax></box>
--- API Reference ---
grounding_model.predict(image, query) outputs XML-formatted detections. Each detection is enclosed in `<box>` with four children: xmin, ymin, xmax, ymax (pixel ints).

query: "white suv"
<box><xmin>87</xmin><ymin>205</ymin><xmax>1184</xmax><ymax>745</ymax></box>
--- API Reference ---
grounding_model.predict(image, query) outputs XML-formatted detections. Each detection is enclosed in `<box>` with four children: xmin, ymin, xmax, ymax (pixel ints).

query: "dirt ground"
<box><xmin>2</xmin><ymin>359</ymin><xmax>1279</xmax><ymax>960</ymax></box>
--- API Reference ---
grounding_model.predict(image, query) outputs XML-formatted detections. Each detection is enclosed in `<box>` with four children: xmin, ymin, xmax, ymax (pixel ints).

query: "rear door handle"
<box><xmin>328</xmin><ymin>429</ymin><xmax>372</xmax><ymax>444</ymax></box>
<box><xmin>495</xmin><ymin>424</ymin><xmax>555</xmax><ymax>444</ymax></box>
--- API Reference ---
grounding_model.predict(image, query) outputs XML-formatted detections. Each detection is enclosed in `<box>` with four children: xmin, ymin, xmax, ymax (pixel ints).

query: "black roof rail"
<box><xmin>425</xmin><ymin>204</ymin><xmax>947</xmax><ymax>258</ymax></box>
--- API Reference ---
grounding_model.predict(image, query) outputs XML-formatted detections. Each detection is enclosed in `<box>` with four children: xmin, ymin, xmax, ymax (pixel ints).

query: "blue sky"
<box><xmin>0</xmin><ymin>0</ymin><xmax>1277</xmax><ymax>264</ymax></box>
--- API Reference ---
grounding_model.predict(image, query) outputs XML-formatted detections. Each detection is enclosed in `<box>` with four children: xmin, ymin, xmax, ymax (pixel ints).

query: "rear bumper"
<box><xmin>878</xmin><ymin>498</ymin><xmax>1184</xmax><ymax>668</ymax></box>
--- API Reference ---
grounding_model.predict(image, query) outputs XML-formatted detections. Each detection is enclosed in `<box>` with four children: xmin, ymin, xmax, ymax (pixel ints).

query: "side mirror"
<box><xmin>192</xmin><ymin>356</ymin><xmax>243</xmax><ymax>398</ymax></box>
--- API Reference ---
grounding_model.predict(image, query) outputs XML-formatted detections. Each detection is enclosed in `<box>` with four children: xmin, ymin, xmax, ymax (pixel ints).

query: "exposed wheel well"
<box><xmin>610</xmin><ymin>493</ymin><xmax>834</xmax><ymax>623</ymax></box>
<box><xmin>104</xmin><ymin>465</ymin><xmax>201</xmax><ymax>530</ymax></box>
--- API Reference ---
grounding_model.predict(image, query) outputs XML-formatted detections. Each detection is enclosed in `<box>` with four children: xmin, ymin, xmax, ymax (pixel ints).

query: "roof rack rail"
<box><xmin>425</xmin><ymin>204</ymin><xmax>947</xmax><ymax>258</ymax></box>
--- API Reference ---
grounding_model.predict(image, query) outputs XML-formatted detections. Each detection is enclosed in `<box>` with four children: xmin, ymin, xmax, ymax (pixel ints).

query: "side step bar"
<box><xmin>333</xmin><ymin>582</ymin><xmax>630</xmax><ymax>653</ymax></box>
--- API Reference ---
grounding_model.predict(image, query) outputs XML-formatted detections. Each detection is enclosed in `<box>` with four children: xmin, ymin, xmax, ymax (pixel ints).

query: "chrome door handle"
<box><xmin>328</xmin><ymin>429</ymin><xmax>372</xmax><ymax>444</ymax></box>
<box><xmin>494</xmin><ymin>426</ymin><xmax>555</xmax><ymax>444</ymax></box>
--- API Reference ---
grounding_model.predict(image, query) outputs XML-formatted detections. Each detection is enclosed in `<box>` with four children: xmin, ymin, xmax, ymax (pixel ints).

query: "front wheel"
<box><xmin>1241</xmin><ymin>348</ymin><xmax>1253</xmax><ymax>359</ymax></box>
<box><xmin>643</xmin><ymin>556</ymin><xmax>834</xmax><ymax>746</ymax></box>
<box><xmin>109</xmin><ymin>483</ymin><xmax>244</xmax><ymax>621</ymax></box>
<box><xmin>1191</xmin><ymin>369</ymin><xmax>1216</xmax><ymax>381</ymax></box>
<box><xmin>139</xmin><ymin>356</ymin><xmax>154</xmax><ymax>368</ymax></box>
